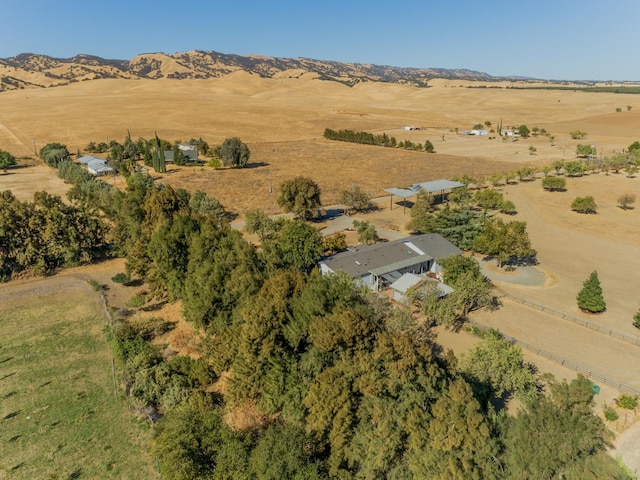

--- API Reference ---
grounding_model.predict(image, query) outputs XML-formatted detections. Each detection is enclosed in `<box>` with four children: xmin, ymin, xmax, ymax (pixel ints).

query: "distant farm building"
<box><xmin>403</xmin><ymin>126</ymin><xmax>421</xmax><ymax>131</ymax></box>
<box><xmin>163</xmin><ymin>144</ymin><xmax>198</xmax><ymax>163</ymax></box>
<box><xmin>501</xmin><ymin>129</ymin><xmax>519</xmax><ymax>137</ymax></box>
<box><xmin>78</xmin><ymin>155</ymin><xmax>114</xmax><ymax>176</ymax></box>
<box><xmin>319</xmin><ymin>233</ymin><xmax>462</xmax><ymax>291</ymax></box>
<box><xmin>462</xmin><ymin>129</ymin><xmax>488</xmax><ymax>136</ymax></box>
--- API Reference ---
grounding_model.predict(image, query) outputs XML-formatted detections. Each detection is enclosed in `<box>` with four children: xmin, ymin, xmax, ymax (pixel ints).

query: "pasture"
<box><xmin>0</xmin><ymin>275</ymin><xmax>158</xmax><ymax>480</ymax></box>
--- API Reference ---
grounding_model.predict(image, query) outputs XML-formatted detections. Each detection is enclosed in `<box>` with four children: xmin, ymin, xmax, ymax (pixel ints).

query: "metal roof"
<box><xmin>86</xmin><ymin>159</ymin><xmax>114</xmax><ymax>173</ymax></box>
<box><xmin>384</xmin><ymin>187</ymin><xmax>416</xmax><ymax>198</ymax></box>
<box><xmin>369</xmin><ymin>254</ymin><xmax>433</xmax><ymax>276</ymax></box>
<box><xmin>410</xmin><ymin>179</ymin><xmax>465</xmax><ymax>193</ymax></box>
<box><xmin>389</xmin><ymin>273</ymin><xmax>424</xmax><ymax>293</ymax></box>
<box><xmin>385</xmin><ymin>179</ymin><xmax>465</xmax><ymax>198</ymax></box>
<box><xmin>390</xmin><ymin>274</ymin><xmax>454</xmax><ymax>297</ymax></box>
<box><xmin>320</xmin><ymin>233</ymin><xmax>462</xmax><ymax>279</ymax></box>
<box><xmin>78</xmin><ymin>155</ymin><xmax>104</xmax><ymax>165</ymax></box>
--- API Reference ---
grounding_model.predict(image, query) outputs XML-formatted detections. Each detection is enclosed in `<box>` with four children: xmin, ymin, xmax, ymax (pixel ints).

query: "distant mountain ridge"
<box><xmin>0</xmin><ymin>50</ymin><xmax>502</xmax><ymax>91</ymax></box>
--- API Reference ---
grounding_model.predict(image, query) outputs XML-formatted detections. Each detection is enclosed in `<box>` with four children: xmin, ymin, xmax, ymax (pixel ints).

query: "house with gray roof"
<box><xmin>319</xmin><ymin>233</ymin><xmax>462</xmax><ymax>291</ymax></box>
<box><xmin>163</xmin><ymin>144</ymin><xmax>198</xmax><ymax>163</ymax></box>
<box><xmin>78</xmin><ymin>155</ymin><xmax>114</xmax><ymax>176</ymax></box>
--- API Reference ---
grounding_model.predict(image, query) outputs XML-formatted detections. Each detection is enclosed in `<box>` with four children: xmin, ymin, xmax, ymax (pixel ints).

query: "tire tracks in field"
<box><xmin>0</xmin><ymin>119</ymin><xmax>30</xmax><ymax>153</ymax></box>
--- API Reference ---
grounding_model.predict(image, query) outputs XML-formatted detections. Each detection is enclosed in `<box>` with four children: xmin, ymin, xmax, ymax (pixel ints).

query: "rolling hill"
<box><xmin>0</xmin><ymin>50</ymin><xmax>498</xmax><ymax>91</ymax></box>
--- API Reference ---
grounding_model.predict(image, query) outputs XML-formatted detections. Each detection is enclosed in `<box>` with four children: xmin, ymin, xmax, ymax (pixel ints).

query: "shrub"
<box><xmin>424</xmin><ymin>140</ymin><xmax>435</xmax><ymax>153</ymax></box>
<box><xmin>87</xmin><ymin>279</ymin><xmax>105</xmax><ymax>292</ymax></box>
<box><xmin>634</xmin><ymin>308</ymin><xmax>640</xmax><ymax>329</ymax></box>
<box><xmin>542</xmin><ymin>176</ymin><xmax>566</xmax><ymax>191</ymax></box>
<box><xmin>499</xmin><ymin>200</ymin><xmax>517</xmax><ymax>215</ymax></box>
<box><xmin>126</xmin><ymin>294</ymin><xmax>146</xmax><ymax>309</ymax></box>
<box><xmin>618</xmin><ymin>193</ymin><xmax>636</xmax><ymax>210</ymax></box>
<box><xmin>128</xmin><ymin>316</ymin><xmax>174</xmax><ymax>340</ymax></box>
<box><xmin>207</xmin><ymin>157</ymin><xmax>222</xmax><ymax>168</ymax></box>
<box><xmin>340</xmin><ymin>185</ymin><xmax>372</xmax><ymax>212</ymax></box>
<box><xmin>474</xmin><ymin>189</ymin><xmax>504</xmax><ymax>210</ymax></box>
<box><xmin>569</xmin><ymin>130</ymin><xmax>587</xmax><ymax>139</ymax></box>
<box><xmin>603</xmin><ymin>404</ymin><xmax>619</xmax><ymax>421</ymax></box>
<box><xmin>617</xmin><ymin>394</ymin><xmax>638</xmax><ymax>410</ymax></box>
<box><xmin>564</xmin><ymin>161</ymin><xmax>586</xmax><ymax>177</ymax></box>
<box><xmin>571</xmin><ymin>196</ymin><xmax>597</xmax><ymax>214</ymax></box>
<box><xmin>111</xmin><ymin>272</ymin><xmax>131</xmax><ymax>284</ymax></box>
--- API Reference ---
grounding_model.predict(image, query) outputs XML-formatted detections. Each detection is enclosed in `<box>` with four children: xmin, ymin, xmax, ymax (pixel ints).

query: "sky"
<box><xmin>1</xmin><ymin>0</ymin><xmax>639</xmax><ymax>81</ymax></box>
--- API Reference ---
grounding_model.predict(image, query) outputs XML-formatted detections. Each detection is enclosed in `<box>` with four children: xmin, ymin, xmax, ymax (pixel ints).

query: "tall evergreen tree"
<box><xmin>576</xmin><ymin>271</ymin><xmax>606</xmax><ymax>313</ymax></box>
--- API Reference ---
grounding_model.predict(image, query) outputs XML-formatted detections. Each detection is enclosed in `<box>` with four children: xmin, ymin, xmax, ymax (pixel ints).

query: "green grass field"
<box><xmin>0</xmin><ymin>283</ymin><xmax>159</xmax><ymax>479</ymax></box>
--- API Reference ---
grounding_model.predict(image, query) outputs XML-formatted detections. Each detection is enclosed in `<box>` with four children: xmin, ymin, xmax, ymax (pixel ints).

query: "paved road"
<box><xmin>479</xmin><ymin>261</ymin><xmax>546</xmax><ymax>287</ymax></box>
<box><xmin>321</xmin><ymin>214</ymin><xmax>405</xmax><ymax>241</ymax></box>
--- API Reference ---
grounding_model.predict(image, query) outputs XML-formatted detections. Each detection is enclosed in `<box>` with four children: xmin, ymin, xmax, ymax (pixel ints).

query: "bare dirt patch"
<box><xmin>0</xmin><ymin>163</ymin><xmax>70</xmax><ymax>201</ymax></box>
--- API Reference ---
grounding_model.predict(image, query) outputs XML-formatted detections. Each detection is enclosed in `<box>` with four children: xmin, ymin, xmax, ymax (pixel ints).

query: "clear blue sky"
<box><xmin>1</xmin><ymin>0</ymin><xmax>638</xmax><ymax>81</ymax></box>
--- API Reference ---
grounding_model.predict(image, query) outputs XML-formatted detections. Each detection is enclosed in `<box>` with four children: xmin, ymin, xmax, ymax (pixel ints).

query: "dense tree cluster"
<box><xmin>407</xmin><ymin>203</ymin><xmax>483</xmax><ymax>250</ymax></box>
<box><xmin>0</xmin><ymin>190</ymin><xmax>108</xmax><ymax>280</ymax></box>
<box><xmin>84</xmin><ymin>133</ymin><xmax>212</xmax><ymax>175</ymax></box>
<box><xmin>324</xmin><ymin>128</ymin><xmax>397</xmax><ymax>146</ymax></box>
<box><xmin>324</xmin><ymin>128</ymin><xmax>435</xmax><ymax>153</ymax></box>
<box><xmin>39</xmin><ymin>142</ymin><xmax>70</xmax><ymax>167</ymax></box>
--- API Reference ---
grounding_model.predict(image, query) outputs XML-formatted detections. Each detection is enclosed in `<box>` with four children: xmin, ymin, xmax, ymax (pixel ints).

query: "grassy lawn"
<box><xmin>0</xmin><ymin>288</ymin><xmax>159</xmax><ymax>479</ymax></box>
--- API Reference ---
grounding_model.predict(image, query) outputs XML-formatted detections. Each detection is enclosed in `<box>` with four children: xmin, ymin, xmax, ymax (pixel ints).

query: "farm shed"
<box><xmin>384</xmin><ymin>179</ymin><xmax>465</xmax><ymax>212</ymax></box>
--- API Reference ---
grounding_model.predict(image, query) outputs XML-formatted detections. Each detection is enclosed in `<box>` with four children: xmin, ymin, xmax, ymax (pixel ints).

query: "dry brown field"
<box><xmin>2</xmin><ymin>76</ymin><xmax>640</xmax><ymax>212</ymax></box>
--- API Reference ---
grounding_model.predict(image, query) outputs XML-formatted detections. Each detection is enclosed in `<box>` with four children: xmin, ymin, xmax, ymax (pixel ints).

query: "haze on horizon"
<box><xmin>1</xmin><ymin>0</ymin><xmax>639</xmax><ymax>82</ymax></box>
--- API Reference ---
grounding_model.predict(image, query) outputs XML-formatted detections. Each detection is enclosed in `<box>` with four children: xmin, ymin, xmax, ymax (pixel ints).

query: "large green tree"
<box><xmin>418</xmin><ymin>379</ymin><xmax>501</xmax><ymax>479</ymax></box>
<box><xmin>277</xmin><ymin>176</ymin><xmax>322</xmax><ymax>220</ymax></box>
<box><xmin>152</xmin><ymin>397</ymin><xmax>251</xmax><ymax>480</ymax></box>
<box><xmin>38</xmin><ymin>142</ymin><xmax>70</xmax><ymax>167</ymax></box>
<box><xmin>0</xmin><ymin>149</ymin><xmax>16</xmax><ymax>171</ymax></box>
<box><xmin>503</xmin><ymin>375</ymin><xmax>613</xmax><ymax>479</ymax></box>
<box><xmin>215</xmin><ymin>137</ymin><xmax>250</xmax><ymax>168</ymax></box>
<box><xmin>407</xmin><ymin>204</ymin><xmax>482</xmax><ymax>250</ymax></box>
<box><xmin>244</xmin><ymin>209</ymin><xmax>278</xmax><ymax>241</ymax></box>
<box><xmin>576</xmin><ymin>270</ymin><xmax>606</xmax><ymax>313</ymax></box>
<box><xmin>352</xmin><ymin>219</ymin><xmax>379</xmax><ymax>245</ymax></box>
<box><xmin>261</xmin><ymin>219</ymin><xmax>323</xmax><ymax>272</ymax></box>
<box><xmin>339</xmin><ymin>185</ymin><xmax>372</xmax><ymax>213</ymax></box>
<box><xmin>461</xmin><ymin>330</ymin><xmax>538</xmax><ymax>404</ymax></box>
<box><xmin>474</xmin><ymin>217</ymin><xmax>536</xmax><ymax>268</ymax></box>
